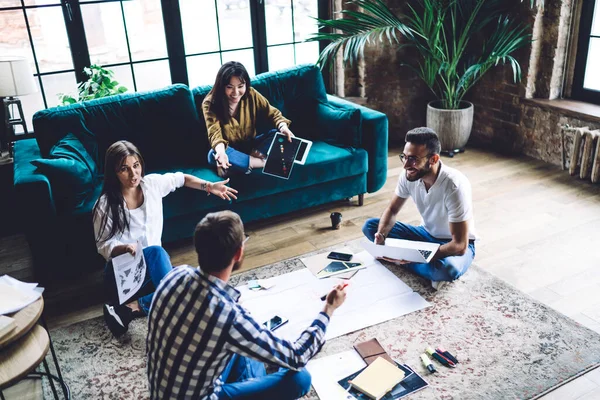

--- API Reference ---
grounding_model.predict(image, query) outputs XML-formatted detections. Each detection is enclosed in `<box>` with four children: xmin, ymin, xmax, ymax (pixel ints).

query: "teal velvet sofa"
<box><xmin>13</xmin><ymin>64</ymin><xmax>388</xmax><ymax>281</ymax></box>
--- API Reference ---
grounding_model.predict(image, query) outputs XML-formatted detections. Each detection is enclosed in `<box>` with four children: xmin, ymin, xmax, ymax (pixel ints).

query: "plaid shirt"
<box><xmin>147</xmin><ymin>266</ymin><xmax>330</xmax><ymax>399</ymax></box>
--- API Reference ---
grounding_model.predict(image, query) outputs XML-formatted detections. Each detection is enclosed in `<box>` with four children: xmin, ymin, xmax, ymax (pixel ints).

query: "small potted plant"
<box><xmin>309</xmin><ymin>0</ymin><xmax>532</xmax><ymax>154</ymax></box>
<box><xmin>59</xmin><ymin>64</ymin><xmax>128</xmax><ymax>105</ymax></box>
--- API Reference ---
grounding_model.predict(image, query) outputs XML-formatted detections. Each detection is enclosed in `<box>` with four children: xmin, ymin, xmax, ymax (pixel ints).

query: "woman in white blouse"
<box><xmin>93</xmin><ymin>140</ymin><xmax>238</xmax><ymax>337</ymax></box>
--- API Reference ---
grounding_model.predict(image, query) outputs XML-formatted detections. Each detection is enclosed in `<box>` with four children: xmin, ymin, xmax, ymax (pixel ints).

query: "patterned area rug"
<box><xmin>48</xmin><ymin>242</ymin><xmax>600</xmax><ymax>399</ymax></box>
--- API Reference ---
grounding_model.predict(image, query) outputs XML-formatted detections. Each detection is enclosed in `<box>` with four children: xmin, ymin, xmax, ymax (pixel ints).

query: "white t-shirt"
<box><xmin>93</xmin><ymin>172</ymin><xmax>185</xmax><ymax>260</ymax></box>
<box><xmin>395</xmin><ymin>162</ymin><xmax>478</xmax><ymax>240</ymax></box>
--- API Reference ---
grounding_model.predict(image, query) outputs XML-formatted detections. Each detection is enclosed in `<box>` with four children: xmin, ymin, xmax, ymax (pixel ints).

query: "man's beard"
<box><xmin>405</xmin><ymin>162</ymin><xmax>431</xmax><ymax>182</ymax></box>
<box><xmin>232</xmin><ymin>256</ymin><xmax>244</xmax><ymax>272</ymax></box>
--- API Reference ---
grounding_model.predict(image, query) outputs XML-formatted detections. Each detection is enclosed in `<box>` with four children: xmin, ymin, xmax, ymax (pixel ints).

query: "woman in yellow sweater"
<box><xmin>202</xmin><ymin>61</ymin><xmax>295</xmax><ymax>177</ymax></box>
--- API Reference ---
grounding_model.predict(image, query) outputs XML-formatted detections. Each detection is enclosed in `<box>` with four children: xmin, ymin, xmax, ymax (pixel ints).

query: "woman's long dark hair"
<box><xmin>208</xmin><ymin>61</ymin><xmax>251</xmax><ymax>124</ymax></box>
<box><xmin>93</xmin><ymin>140</ymin><xmax>145</xmax><ymax>244</ymax></box>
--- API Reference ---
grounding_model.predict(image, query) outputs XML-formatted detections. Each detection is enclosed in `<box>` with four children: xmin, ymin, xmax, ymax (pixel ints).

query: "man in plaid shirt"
<box><xmin>147</xmin><ymin>211</ymin><xmax>347</xmax><ymax>399</ymax></box>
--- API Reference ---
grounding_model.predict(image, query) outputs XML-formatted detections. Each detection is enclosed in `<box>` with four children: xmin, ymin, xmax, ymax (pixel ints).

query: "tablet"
<box><xmin>263</xmin><ymin>133</ymin><xmax>301</xmax><ymax>179</ymax></box>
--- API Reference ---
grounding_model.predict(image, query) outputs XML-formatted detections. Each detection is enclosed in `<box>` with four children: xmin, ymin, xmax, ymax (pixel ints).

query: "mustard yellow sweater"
<box><xmin>202</xmin><ymin>87</ymin><xmax>292</xmax><ymax>150</ymax></box>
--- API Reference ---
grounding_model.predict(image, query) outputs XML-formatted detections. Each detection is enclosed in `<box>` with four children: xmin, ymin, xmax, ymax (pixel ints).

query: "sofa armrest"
<box><xmin>326</xmin><ymin>95</ymin><xmax>388</xmax><ymax>193</ymax></box>
<box><xmin>13</xmin><ymin>139</ymin><xmax>57</xmax><ymax>224</ymax></box>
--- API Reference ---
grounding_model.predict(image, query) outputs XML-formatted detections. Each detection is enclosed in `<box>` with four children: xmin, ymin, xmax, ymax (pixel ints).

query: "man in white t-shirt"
<box><xmin>362</xmin><ymin>127</ymin><xmax>477</xmax><ymax>289</ymax></box>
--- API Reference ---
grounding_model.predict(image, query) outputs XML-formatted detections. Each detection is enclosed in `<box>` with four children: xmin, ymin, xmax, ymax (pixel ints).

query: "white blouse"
<box><xmin>93</xmin><ymin>172</ymin><xmax>185</xmax><ymax>261</ymax></box>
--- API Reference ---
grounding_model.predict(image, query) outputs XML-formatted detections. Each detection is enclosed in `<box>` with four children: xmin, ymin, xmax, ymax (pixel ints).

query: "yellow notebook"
<box><xmin>349</xmin><ymin>357</ymin><xmax>405</xmax><ymax>400</ymax></box>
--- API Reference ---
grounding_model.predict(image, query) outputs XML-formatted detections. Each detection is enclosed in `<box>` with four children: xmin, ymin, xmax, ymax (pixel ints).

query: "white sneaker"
<box><xmin>431</xmin><ymin>280</ymin><xmax>447</xmax><ymax>291</ymax></box>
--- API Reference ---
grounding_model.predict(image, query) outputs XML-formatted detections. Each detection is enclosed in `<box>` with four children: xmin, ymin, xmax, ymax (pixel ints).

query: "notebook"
<box><xmin>349</xmin><ymin>357</ymin><xmax>406</xmax><ymax>400</ymax></box>
<box><xmin>354</xmin><ymin>338</ymin><xmax>395</xmax><ymax>365</ymax></box>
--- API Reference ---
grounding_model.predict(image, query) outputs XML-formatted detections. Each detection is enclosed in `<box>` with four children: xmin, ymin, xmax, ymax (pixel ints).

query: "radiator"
<box><xmin>562</xmin><ymin>126</ymin><xmax>600</xmax><ymax>183</ymax></box>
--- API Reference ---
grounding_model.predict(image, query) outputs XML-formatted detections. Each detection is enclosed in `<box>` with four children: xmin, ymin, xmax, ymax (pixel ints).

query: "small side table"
<box><xmin>0</xmin><ymin>297</ymin><xmax>70</xmax><ymax>399</ymax></box>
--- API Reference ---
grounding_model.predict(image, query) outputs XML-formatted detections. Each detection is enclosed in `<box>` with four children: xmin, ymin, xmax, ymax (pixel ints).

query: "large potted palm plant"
<box><xmin>310</xmin><ymin>0</ymin><xmax>531</xmax><ymax>154</ymax></box>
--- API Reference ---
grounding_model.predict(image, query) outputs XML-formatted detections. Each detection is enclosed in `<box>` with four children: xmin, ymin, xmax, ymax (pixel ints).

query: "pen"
<box><xmin>420</xmin><ymin>353</ymin><xmax>436</xmax><ymax>373</ymax></box>
<box><xmin>436</xmin><ymin>347</ymin><xmax>459</xmax><ymax>364</ymax></box>
<box><xmin>320</xmin><ymin>282</ymin><xmax>349</xmax><ymax>301</ymax></box>
<box><xmin>426</xmin><ymin>347</ymin><xmax>455</xmax><ymax>368</ymax></box>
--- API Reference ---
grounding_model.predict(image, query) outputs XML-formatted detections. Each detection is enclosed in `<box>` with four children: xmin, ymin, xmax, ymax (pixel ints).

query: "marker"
<box><xmin>320</xmin><ymin>282</ymin><xmax>349</xmax><ymax>301</ymax></box>
<box><xmin>436</xmin><ymin>347</ymin><xmax>459</xmax><ymax>364</ymax></box>
<box><xmin>426</xmin><ymin>347</ymin><xmax>455</xmax><ymax>368</ymax></box>
<box><xmin>420</xmin><ymin>353</ymin><xmax>436</xmax><ymax>373</ymax></box>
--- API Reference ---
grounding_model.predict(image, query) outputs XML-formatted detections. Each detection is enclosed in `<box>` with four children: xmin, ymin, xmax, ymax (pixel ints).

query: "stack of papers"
<box><xmin>0</xmin><ymin>275</ymin><xmax>43</xmax><ymax>315</ymax></box>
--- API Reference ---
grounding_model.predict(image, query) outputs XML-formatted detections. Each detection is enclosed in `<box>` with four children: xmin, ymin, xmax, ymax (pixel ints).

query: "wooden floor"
<box><xmin>2</xmin><ymin>146</ymin><xmax>600</xmax><ymax>399</ymax></box>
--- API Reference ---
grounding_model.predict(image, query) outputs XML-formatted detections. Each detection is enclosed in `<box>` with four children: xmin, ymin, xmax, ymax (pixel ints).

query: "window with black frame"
<box><xmin>0</xmin><ymin>0</ymin><xmax>324</xmax><ymax>134</ymax></box>
<box><xmin>572</xmin><ymin>0</ymin><xmax>600</xmax><ymax>104</ymax></box>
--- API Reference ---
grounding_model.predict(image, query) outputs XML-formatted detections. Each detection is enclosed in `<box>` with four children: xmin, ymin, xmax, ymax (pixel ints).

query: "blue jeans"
<box><xmin>103</xmin><ymin>245</ymin><xmax>173</xmax><ymax>315</ymax></box>
<box><xmin>362</xmin><ymin>218</ymin><xmax>475</xmax><ymax>282</ymax></box>
<box><xmin>207</xmin><ymin>130</ymin><xmax>278</xmax><ymax>174</ymax></box>
<box><xmin>217</xmin><ymin>354</ymin><xmax>311</xmax><ymax>400</ymax></box>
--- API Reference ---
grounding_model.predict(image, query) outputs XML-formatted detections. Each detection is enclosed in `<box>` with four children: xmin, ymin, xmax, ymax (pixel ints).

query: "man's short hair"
<box><xmin>194</xmin><ymin>211</ymin><xmax>245</xmax><ymax>273</ymax></box>
<box><xmin>405</xmin><ymin>127</ymin><xmax>441</xmax><ymax>155</ymax></box>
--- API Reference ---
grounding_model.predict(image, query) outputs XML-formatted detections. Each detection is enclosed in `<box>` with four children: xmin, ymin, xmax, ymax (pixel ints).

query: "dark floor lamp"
<box><xmin>0</xmin><ymin>57</ymin><xmax>37</xmax><ymax>159</ymax></box>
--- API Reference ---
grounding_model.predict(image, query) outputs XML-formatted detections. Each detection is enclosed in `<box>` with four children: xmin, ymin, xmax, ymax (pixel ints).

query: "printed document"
<box><xmin>112</xmin><ymin>240</ymin><xmax>146</xmax><ymax>305</ymax></box>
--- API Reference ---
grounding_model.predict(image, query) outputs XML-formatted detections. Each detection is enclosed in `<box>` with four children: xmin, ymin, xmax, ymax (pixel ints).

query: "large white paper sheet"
<box><xmin>306</xmin><ymin>350</ymin><xmax>367</xmax><ymax>400</ymax></box>
<box><xmin>0</xmin><ymin>275</ymin><xmax>42</xmax><ymax>315</ymax></box>
<box><xmin>237</xmin><ymin>251</ymin><xmax>430</xmax><ymax>341</ymax></box>
<box><xmin>112</xmin><ymin>241</ymin><xmax>146</xmax><ymax>305</ymax></box>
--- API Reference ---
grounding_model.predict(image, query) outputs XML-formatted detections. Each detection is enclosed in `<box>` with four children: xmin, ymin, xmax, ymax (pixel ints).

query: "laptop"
<box><xmin>361</xmin><ymin>238</ymin><xmax>440</xmax><ymax>263</ymax></box>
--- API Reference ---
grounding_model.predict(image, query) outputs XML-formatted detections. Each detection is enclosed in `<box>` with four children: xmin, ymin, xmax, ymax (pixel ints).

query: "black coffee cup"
<box><xmin>330</xmin><ymin>212</ymin><xmax>342</xmax><ymax>229</ymax></box>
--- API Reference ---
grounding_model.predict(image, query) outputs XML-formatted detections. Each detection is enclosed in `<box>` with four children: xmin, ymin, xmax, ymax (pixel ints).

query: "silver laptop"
<box><xmin>361</xmin><ymin>238</ymin><xmax>440</xmax><ymax>263</ymax></box>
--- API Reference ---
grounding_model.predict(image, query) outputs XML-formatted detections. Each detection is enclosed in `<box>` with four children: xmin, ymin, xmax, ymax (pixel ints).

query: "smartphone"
<box><xmin>263</xmin><ymin>315</ymin><xmax>288</xmax><ymax>331</ymax></box>
<box><xmin>327</xmin><ymin>251</ymin><xmax>353</xmax><ymax>262</ymax></box>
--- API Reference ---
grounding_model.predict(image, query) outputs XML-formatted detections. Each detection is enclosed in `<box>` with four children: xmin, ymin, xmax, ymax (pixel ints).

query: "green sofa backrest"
<box><xmin>192</xmin><ymin>64</ymin><xmax>328</xmax><ymax>140</ymax></box>
<box><xmin>32</xmin><ymin>84</ymin><xmax>206</xmax><ymax>172</ymax></box>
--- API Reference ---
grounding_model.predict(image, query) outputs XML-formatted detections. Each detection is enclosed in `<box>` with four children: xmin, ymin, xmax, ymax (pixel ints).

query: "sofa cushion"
<box><xmin>316</xmin><ymin>102</ymin><xmax>362</xmax><ymax>147</ymax></box>
<box><xmin>155</xmin><ymin>141</ymin><xmax>368</xmax><ymax>220</ymax></box>
<box><xmin>30</xmin><ymin>133</ymin><xmax>98</xmax><ymax>213</ymax></box>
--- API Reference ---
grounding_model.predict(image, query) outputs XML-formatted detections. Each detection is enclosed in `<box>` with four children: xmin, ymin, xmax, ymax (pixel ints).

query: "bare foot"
<box><xmin>249</xmin><ymin>155</ymin><xmax>266</xmax><ymax>169</ymax></box>
<box><xmin>126</xmin><ymin>300</ymin><xmax>141</xmax><ymax>313</ymax></box>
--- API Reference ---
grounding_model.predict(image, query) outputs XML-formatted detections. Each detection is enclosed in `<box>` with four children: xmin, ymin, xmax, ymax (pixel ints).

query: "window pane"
<box><xmin>584</xmin><ymin>38</ymin><xmax>600</xmax><ymax>91</ymax></box>
<box><xmin>23</xmin><ymin>0</ymin><xmax>59</xmax><ymax>5</ymax></box>
<box><xmin>216</xmin><ymin>0</ymin><xmax>253</xmax><ymax>51</ymax></box>
<box><xmin>0</xmin><ymin>10</ymin><xmax>35</xmax><ymax>69</ymax></box>
<box><xmin>133</xmin><ymin>60</ymin><xmax>171</xmax><ymax>92</ymax></box>
<box><xmin>108</xmin><ymin>64</ymin><xmax>135</xmax><ymax>93</ymax></box>
<box><xmin>265</xmin><ymin>0</ymin><xmax>293</xmax><ymax>46</ymax></box>
<box><xmin>187</xmin><ymin>53</ymin><xmax>222</xmax><ymax>88</ymax></box>
<box><xmin>293</xmin><ymin>0</ymin><xmax>318</xmax><ymax>42</ymax></box>
<box><xmin>123</xmin><ymin>0</ymin><xmax>167</xmax><ymax>61</ymax></box>
<box><xmin>592</xmin><ymin>0</ymin><xmax>600</xmax><ymax>36</ymax></box>
<box><xmin>294</xmin><ymin>41</ymin><xmax>318</xmax><ymax>65</ymax></box>
<box><xmin>82</xmin><ymin>2</ymin><xmax>129</xmax><ymax>65</ymax></box>
<box><xmin>180</xmin><ymin>0</ymin><xmax>220</xmax><ymax>55</ymax></box>
<box><xmin>27</xmin><ymin>6</ymin><xmax>73</xmax><ymax>72</ymax></box>
<box><xmin>222</xmin><ymin>49</ymin><xmax>255</xmax><ymax>76</ymax></box>
<box><xmin>1</xmin><ymin>0</ymin><xmax>22</xmax><ymax>6</ymax></box>
<box><xmin>268</xmin><ymin>45</ymin><xmax>294</xmax><ymax>72</ymax></box>
<box><xmin>42</xmin><ymin>72</ymin><xmax>78</xmax><ymax>109</ymax></box>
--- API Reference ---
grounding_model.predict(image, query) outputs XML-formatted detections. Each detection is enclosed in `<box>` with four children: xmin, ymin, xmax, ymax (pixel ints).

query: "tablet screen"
<box><xmin>263</xmin><ymin>133</ymin><xmax>301</xmax><ymax>179</ymax></box>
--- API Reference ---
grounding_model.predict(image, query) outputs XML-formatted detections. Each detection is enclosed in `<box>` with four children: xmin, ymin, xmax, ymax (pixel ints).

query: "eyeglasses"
<box><xmin>399</xmin><ymin>153</ymin><xmax>432</xmax><ymax>164</ymax></box>
<box><xmin>243</xmin><ymin>234</ymin><xmax>250</xmax><ymax>244</ymax></box>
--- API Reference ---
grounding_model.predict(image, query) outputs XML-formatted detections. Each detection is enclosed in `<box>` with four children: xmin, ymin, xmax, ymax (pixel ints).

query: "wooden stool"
<box><xmin>0</xmin><ymin>298</ymin><xmax>70</xmax><ymax>399</ymax></box>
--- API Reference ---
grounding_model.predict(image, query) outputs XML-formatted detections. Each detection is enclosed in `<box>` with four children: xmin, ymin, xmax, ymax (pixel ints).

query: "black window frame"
<box><xmin>572</xmin><ymin>0</ymin><xmax>600</xmax><ymax>104</ymax></box>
